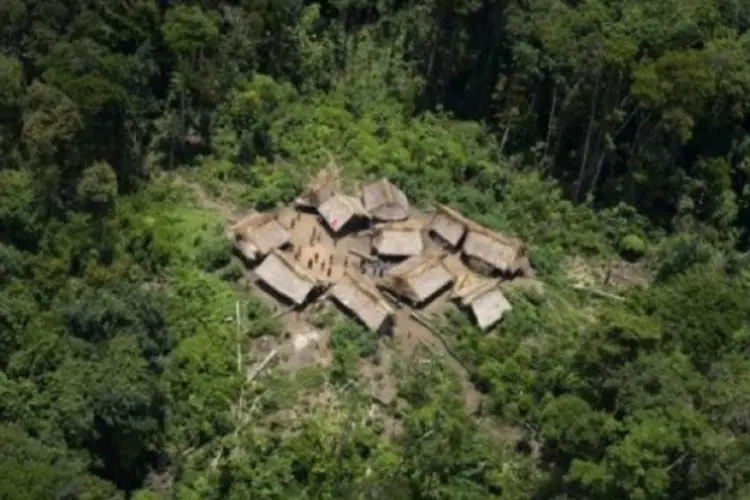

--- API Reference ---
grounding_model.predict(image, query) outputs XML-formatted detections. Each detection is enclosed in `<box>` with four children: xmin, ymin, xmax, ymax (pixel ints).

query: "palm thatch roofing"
<box><xmin>451</xmin><ymin>272</ymin><xmax>511</xmax><ymax>330</ymax></box>
<box><xmin>361</xmin><ymin>179</ymin><xmax>410</xmax><ymax>221</ymax></box>
<box><xmin>371</xmin><ymin>221</ymin><xmax>424</xmax><ymax>257</ymax></box>
<box><xmin>462</xmin><ymin>228</ymin><xmax>525</xmax><ymax>274</ymax></box>
<box><xmin>318</xmin><ymin>193</ymin><xmax>370</xmax><ymax>233</ymax></box>
<box><xmin>381</xmin><ymin>255</ymin><xmax>454</xmax><ymax>305</ymax></box>
<box><xmin>295</xmin><ymin>165</ymin><xmax>340</xmax><ymax>208</ymax></box>
<box><xmin>451</xmin><ymin>273</ymin><xmax>497</xmax><ymax>305</ymax></box>
<box><xmin>469</xmin><ymin>288</ymin><xmax>512</xmax><ymax>331</ymax></box>
<box><xmin>428</xmin><ymin>204</ymin><xmax>471</xmax><ymax>248</ymax></box>
<box><xmin>231</xmin><ymin>212</ymin><xmax>292</xmax><ymax>261</ymax></box>
<box><xmin>329</xmin><ymin>270</ymin><xmax>395</xmax><ymax>332</ymax></box>
<box><xmin>254</xmin><ymin>249</ymin><xmax>319</xmax><ymax>305</ymax></box>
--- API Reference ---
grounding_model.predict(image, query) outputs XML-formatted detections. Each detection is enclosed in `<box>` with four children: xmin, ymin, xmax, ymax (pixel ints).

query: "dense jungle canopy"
<box><xmin>1</xmin><ymin>0</ymin><xmax>750</xmax><ymax>499</ymax></box>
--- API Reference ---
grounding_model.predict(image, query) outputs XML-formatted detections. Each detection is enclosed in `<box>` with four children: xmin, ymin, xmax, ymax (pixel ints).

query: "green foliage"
<box><xmin>195</xmin><ymin>224</ymin><xmax>231</xmax><ymax>272</ymax></box>
<box><xmin>330</xmin><ymin>318</ymin><xmax>376</xmax><ymax>384</ymax></box>
<box><xmin>331</xmin><ymin>319</ymin><xmax>378</xmax><ymax>359</ymax></box>
<box><xmin>77</xmin><ymin>161</ymin><xmax>118</xmax><ymax>215</ymax></box>
<box><xmin>245</xmin><ymin>296</ymin><xmax>282</xmax><ymax>339</ymax></box>
<box><xmin>619</xmin><ymin>234</ymin><xmax>647</xmax><ymax>261</ymax></box>
<box><xmin>2</xmin><ymin>0</ymin><xmax>750</xmax><ymax>497</ymax></box>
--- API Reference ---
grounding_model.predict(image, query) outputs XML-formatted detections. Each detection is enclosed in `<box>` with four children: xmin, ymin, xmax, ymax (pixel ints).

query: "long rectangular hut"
<box><xmin>428</xmin><ymin>205</ymin><xmax>470</xmax><ymax>249</ymax></box>
<box><xmin>318</xmin><ymin>193</ymin><xmax>370</xmax><ymax>234</ymax></box>
<box><xmin>254</xmin><ymin>249</ymin><xmax>320</xmax><ymax>305</ymax></box>
<box><xmin>462</xmin><ymin>228</ymin><xmax>525</xmax><ymax>276</ymax></box>
<box><xmin>231</xmin><ymin>212</ymin><xmax>292</xmax><ymax>262</ymax></box>
<box><xmin>371</xmin><ymin>221</ymin><xmax>424</xmax><ymax>258</ymax></box>
<box><xmin>329</xmin><ymin>271</ymin><xmax>395</xmax><ymax>333</ymax></box>
<box><xmin>452</xmin><ymin>273</ymin><xmax>512</xmax><ymax>331</ymax></box>
<box><xmin>381</xmin><ymin>255</ymin><xmax>454</xmax><ymax>307</ymax></box>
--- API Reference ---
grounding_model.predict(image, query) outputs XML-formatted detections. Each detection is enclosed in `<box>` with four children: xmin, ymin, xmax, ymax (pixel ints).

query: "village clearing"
<box><xmin>170</xmin><ymin>166</ymin><xmax>636</xmax><ymax>447</ymax></box>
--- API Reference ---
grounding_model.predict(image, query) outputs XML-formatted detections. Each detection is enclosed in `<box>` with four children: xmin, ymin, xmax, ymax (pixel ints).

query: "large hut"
<box><xmin>361</xmin><ymin>179</ymin><xmax>410</xmax><ymax>221</ymax></box>
<box><xmin>380</xmin><ymin>255</ymin><xmax>454</xmax><ymax>307</ymax></box>
<box><xmin>462</xmin><ymin>228</ymin><xmax>526</xmax><ymax>276</ymax></box>
<box><xmin>452</xmin><ymin>273</ymin><xmax>512</xmax><ymax>331</ymax></box>
<box><xmin>371</xmin><ymin>221</ymin><xmax>424</xmax><ymax>259</ymax></box>
<box><xmin>329</xmin><ymin>271</ymin><xmax>395</xmax><ymax>334</ymax></box>
<box><xmin>254</xmin><ymin>249</ymin><xmax>320</xmax><ymax>306</ymax></box>
<box><xmin>295</xmin><ymin>165</ymin><xmax>340</xmax><ymax>209</ymax></box>
<box><xmin>317</xmin><ymin>193</ymin><xmax>370</xmax><ymax>234</ymax></box>
<box><xmin>428</xmin><ymin>205</ymin><xmax>470</xmax><ymax>250</ymax></box>
<box><xmin>231</xmin><ymin>212</ymin><xmax>291</xmax><ymax>262</ymax></box>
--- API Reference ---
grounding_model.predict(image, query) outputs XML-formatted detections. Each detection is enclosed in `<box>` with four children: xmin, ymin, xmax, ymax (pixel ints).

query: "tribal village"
<box><xmin>229</xmin><ymin>165</ymin><xmax>535</xmax><ymax>415</ymax></box>
<box><xmin>2</xmin><ymin>1</ymin><xmax>750</xmax><ymax>499</ymax></box>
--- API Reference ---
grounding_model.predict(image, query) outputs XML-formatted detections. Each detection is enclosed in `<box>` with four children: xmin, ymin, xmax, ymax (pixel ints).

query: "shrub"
<box><xmin>245</xmin><ymin>297</ymin><xmax>282</xmax><ymax>338</ymax></box>
<box><xmin>196</xmin><ymin>232</ymin><xmax>232</xmax><ymax>272</ymax></box>
<box><xmin>219</xmin><ymin>259</ymin><xmax>245</xmax><ymax>282</ymax></box>
<box><xmin>619</xmin><ymin>234</ymin><xmax>647</xmax><ymax>261</ymax></box>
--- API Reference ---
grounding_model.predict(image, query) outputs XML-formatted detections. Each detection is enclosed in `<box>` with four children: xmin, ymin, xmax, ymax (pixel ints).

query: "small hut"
<box><xmin>428</xmin><ymin>205</ymin><xmax>469</xmax><ymax>249</ymax></box>
<box><xmin>232</xmin><ymin>213</ymin><xmax>292</xmax><ymax>262</ymax></box>
<box><xmin>254</xmin><ymin>250</ymin><xmax>320</xmax><ymax>305</ymax></box>
<box><xmin>318</xmin><ymin>193</ymin><xmax>370</xmax><ymax>234</ymax></box>
<box><xmin>329</xmin><ymin>271</ymin><xmax>395</xmax><ymax>334</ymax></box>
<box><xmin>462</xmin><ymin>228</ymin><xmax>525</xmax><ymax>276</ymax></box>
<box><xmin>381</xmin><ymin>255</ymin><xmax>454</xmax><ymax>307</ymax></box>
<box><xmin>361</xmin><ymin>179</ymin><xmax>410</xmax><ymax>221</ymax></box>
<box><xmin>295</xmin><ymin>165</ymin><xmax>340</xmax><ymax>209</ymax></box>
<box><xmin>452</xmin><ymin>274</ymin><xmax>512</xmax><ymax>331</ymax></box>
<box><xmin>371</xmin><ymin>221</ymin><xmax>424</xmax><ymax>258</ymax></box>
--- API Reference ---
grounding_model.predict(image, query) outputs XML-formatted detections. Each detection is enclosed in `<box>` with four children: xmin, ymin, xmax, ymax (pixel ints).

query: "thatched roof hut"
<box><xmin>462</xmin><ymin>228</ymin><xmax>525</xmax><ymax>275</ymax></box>
<box><xmin>295</xmin><ymin>165</ymin><xmax>340</xmax><ymax>208</ymax></box>
<box><xmin>254</xmin><ymin>250</ymin><xmax>319</xmax><ymax>305</ymax></box>
<box><xmin>469</xmin><ymin>287</ymin><xmax>512</xmax><ymax>331</ymax></box>
<box><xmin>451</xmin><ymin>274</ymin><xmax>511</xmax><ymax>330</ymax></box>
<box><xmin>330</xmin><ymin>271</ymin><xmax>395</xmax><ymax>333</ymax></box>
<box><xmin>381</xmin><ymin>255</ymin><xmax>454</xmax><ymax>306</ymax></box>
<box><xmin>232</xmin><ymin>213</ymin><xmax>292</xmax><ymax>261</ymax></box>
<box><xmin>361</xmin><ymin>179</ymin><xmax>410</xmax><ymax>221</ymax></box>
<box><xmin>451</xmin><ymin>273</ymin><xmax>496</xmax><ymax>304</ymax></box>
<box><xmin>428</xmin><ymin>205</ymin><xmax>470</xmax><ymax>249</ymax></box>
<box><xmin>371</xmin><ymin>221</ymin><xmax>424</xmax><ymax>257</ymax></box>
<box><xmin>318</xmin><ymin>194</ymin><xmax>370</xmax><ymax>233</ymax></box>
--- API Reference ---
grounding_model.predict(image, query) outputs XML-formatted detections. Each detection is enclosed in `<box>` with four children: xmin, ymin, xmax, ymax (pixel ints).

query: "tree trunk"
<box><xmin>544</xmin><ymin>84</ymin><xmax>558</xmax><ymax>159</ymax></box>
<box><xmin>574</xmin><ymin>70</ymin><xmax>602</xmax><ymax>201</ymax></box>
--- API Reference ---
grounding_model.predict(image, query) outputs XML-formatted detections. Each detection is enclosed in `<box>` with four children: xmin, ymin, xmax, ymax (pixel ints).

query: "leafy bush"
<box><xmin>219</xmin><ymin>258</ymin><xmax>245</xmax><ymax>282</ymax></box>
<box><xmin>619</xmin><ymin>234</ymin><xmax>647</xmax><ymax>261</ymax></box>
<box><xmin>330</xmin><ymin>319</ymin><xmax>378</xmax><ymax>359</ymax></box>
<box><xmin>195</xmin><ymin>228</ymin><xmax>232</xmax><ymax>272</ymax></box>
<box><xmin>245</xmin><ymin>297</ymin><xmax>282</xmax><ymax>338</ymax></box>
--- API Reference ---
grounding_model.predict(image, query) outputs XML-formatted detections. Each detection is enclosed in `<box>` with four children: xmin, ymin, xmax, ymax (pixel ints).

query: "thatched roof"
<box><xmin>330</xmin><ymin>271</ymin><xmax>394</xmax><ymax>332</ymax></box>
<box><xmin>295</xmin><ymin>165</ymin><xmax>340</xmax><ymax>208</ymax></box>
<box><xmin>232</xmin><ymin>213</ymin><xmax>291</xmax><ymax>260</ymax></box>
<box><xmin>382</xmin><ymin>255</ymin><xmax>454</xmax><ymax>304</ymax></box>
<box><xmin>469</xmin><ymin>287</ymin><xmax>512</xmax><ymax>331</ymax></box>
<box><xmin>428</xmin><ymin>205</ymin><xmax>470</xmax><ymax>248</ymax></box>
<box><xmin>451</xmin><ymin>273</ymin><xmax>497</xmax><ymax>305</ymax></box>
<box><xmin>254</xmin><ymin>250</ymin><xmax>319</xmax><ymax>305</ymax></box>
<box><xmin>372</xmin><ymin>224</ymin><xmax>424</xmax><ymax>257</ymax></box>
<box><xmin>318</xmin><ymin>193</ymin><xmax>369</xmax><ymax>233</ymax></box>
<box><xmin>462</xmin><ymin>229</ymin><xmax>525</xmax><ymax>274</ymax></box>
<box><xmin>361</xmin><ymin>179</ymin><xmax>410</xmax><ymax>221</ymax></box>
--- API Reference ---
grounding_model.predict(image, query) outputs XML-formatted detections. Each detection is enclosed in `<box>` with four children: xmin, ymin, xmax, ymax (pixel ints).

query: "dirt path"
<box><xmin>393</xmin><ymin>307</ymin><xmax>482</xmax><ymax>412</ymax></box>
